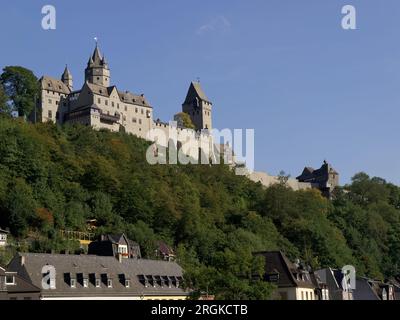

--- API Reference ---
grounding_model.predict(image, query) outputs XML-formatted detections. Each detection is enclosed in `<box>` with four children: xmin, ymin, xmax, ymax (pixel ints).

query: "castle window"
<box><xmin>105</xmin><ymin>100</ymin><xmax>108</xmax><ymax>106</ymax></box>
<box><xmin>117</xmin><ymin>103</ymin><xmax>119</xmax><ymax>109</ymax></box>
<box><xmin>139</xmin><ymin>119</ymin><xmax>142</xmax><ymax>125</ymax></box>
<box><xmin>125</xmin><ymin>106</ymin><xmax>127</xmax><ymax>111</ymax></box>
<box><xmin>48</xmin><ymin>111</ymin><xmax>52</xmax><ymax>118</ymax></box>
<box><xmin>132</xmin><ymin>118</ymin><xmax>137</xmax><ymax>123</ymax></box>
<box><xmin>98</xmin><ymin>98</ymin><xmax>101</xmax><ymax>104</ymax></box>
<box><xmin>56</xmin><ymin>101</ymin><xmax>59</xmax><ymax>105</ymax></box>
<box><xmin>112</xmin><ymin>102</ymin><xmax>114</xmax><ymax>107</ymax></box>
<box><xmin>135</xmin><ymin>108</ymin><xmax>138</xmax><ymax>113</ymax></box>
<box><xmin>48</xmin><ymin>99</ymin><xmax>52</xmax><ymax>104</ymax></box>
<box><xmin>99</xmin><ymin>89</ymin><xmax>103</xmax><ymax>94</ymax></box>
<box><xmin>141</xmin><ymin>109</ymin><xmax>144</xmax><ymax>115</ymax></box>
<box><xmin>97</xmin><ymin>77</ymin><xmax>100</xmax><ymax>80</ymax></box>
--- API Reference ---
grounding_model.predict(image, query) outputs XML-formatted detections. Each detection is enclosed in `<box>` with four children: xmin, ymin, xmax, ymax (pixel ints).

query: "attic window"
<box><xmin>48</xmin><ymin>83</ymin><xmax>51</xmax><ymax>87</ymax></box>
<box><xmin>70</xmin><ymin>278</ymin><xmax>76</xmax><ymax>288</ymax></box>
<box><xmin>99</xmin><ymin>89</ymin><xmax>103</xmax><ymax>94</ymax></box>
<box><xmin>125</xmin><ymin>279</ymin><xmax>130</xmax><ymax>288</ymax></box>
<box><xmin>107</xmin><ymin>279</ymin><xmax>113</xmax><ymax>288</ymax></box>
<box><xmin>83</xmin><ymin>278</ymin><xmax>89</xmax><ymax>288</ymax></box>
<box><xmin>5</xmin><ymin>275</ymin><xmax>15</xmax><ymax>285</ymax></box>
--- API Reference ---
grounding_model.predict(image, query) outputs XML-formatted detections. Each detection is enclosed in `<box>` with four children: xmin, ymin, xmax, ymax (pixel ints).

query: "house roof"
<box><xmin>254</xmin><ymin>251</ymin><xmax>315</xmax><ymax>289</ymax></box>
<box><xmin>7</xmin><ymin>253</ymin><xmax>187</xmax><ymax>298</ymax></box>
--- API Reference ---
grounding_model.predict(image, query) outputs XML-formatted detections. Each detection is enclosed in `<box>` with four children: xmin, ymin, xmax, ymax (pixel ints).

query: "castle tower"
<box><xmin>182</xmin><ymin>81</ymin><xmax>212</xmax><ymax>131</ymax></box>
<box><xmin>85</xmin><ymin>44</ymin><xmax>110</xmax><ymax>87</ymax></box>
<box><xmin>61</xmin><ymin>65</ymin><xmax>73</xmax><ymax>90</ymax></box>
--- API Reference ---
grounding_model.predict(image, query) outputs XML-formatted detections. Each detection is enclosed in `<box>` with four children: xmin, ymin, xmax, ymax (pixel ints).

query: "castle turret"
<box><xmin>85</xmin><ymin>44</ymin><xmax>110</xmax><ymax>87</ymax></box>
<box><xmin>182</xmin><ymin>81</ymin><xmax>212</xmax><ymax>131</ymax></box>
<box><xmin>61</xmin><ymin>65</ymin><xmax>73</xmax><ymax>90</ymax></box>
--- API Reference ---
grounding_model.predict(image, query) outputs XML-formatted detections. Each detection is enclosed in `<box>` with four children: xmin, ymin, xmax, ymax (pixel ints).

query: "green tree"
<box><xmin>1</xmin><ymin>66</ymin><xmax>39</xmax><ymax>118</ymax></box>
<box><xmin>175</xmin><ymin>112</ymin><xmax>195</xmax><ymax>129</ymax></box>
<box><xmin>0</xmin><ymin>84</ymin><xmax>8</xmax><ymax>112</ymax></box>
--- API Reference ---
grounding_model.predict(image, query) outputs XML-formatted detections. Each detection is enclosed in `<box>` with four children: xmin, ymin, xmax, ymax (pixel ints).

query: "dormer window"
<box><xmin>5</xmin><ymin>275</ymin><xmax>15</xmax><ymax>285</ymax></box>
<box><xmin>70</xmin><ymin>278</ymin><xmax>76</xmax><ymax>288</ymax></box>
<box><xmin>125</xmin><ymin>279</ymin><xmax>130</xmax><ymax>288</ymax></box>
<box><xmin>107</xmin><ymin>279</ymin><xmax>113</xmax><ymax>288</ymax></box>
<box><xmin>95</xmin><ymin>278</ymin><xmax>101</xmax><ymax>288</ymax></box>
<box><xmin>83</xmin><ymin>278</ymin><xmax>89</xmax><ymax>288</ymax></box>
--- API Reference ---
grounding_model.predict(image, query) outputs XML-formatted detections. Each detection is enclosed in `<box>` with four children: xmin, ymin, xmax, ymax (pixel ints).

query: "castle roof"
<box><xmin>40</xmin><ymin>76</ymin><xmax>71</xmax><ymax>94</ymax></box>
<box><xmin>183</xmin><ymin>81</ymin><xmax>211</xmax><ymax>104</ymax></box>
<box><xmin>61</xmin><ymin>65</ymin><xmax>72</xmax><ymax>80</ymax></box>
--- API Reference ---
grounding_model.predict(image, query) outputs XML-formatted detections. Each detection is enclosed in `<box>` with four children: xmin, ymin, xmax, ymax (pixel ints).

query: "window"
<box><xmin>132</xmin><ymin>118</ymin><xmax>137</xmax><ymax>123</ymax></box>
<box><xmin>56</xmin><ymin>101</ymin><xmax>59</xmax><ymax>105</ymax></box>
<box><xmin>125</xmin><ymin>280</ymin><xmax>130</xmax><ymax>288</ymax></box>
<box><xmin>135</xmin><ymin>108</ymin><xmax>138</xmax><ymax>113</ymax></box>
<box><xmin>117</xmin><ymin>103</ymin><xmax>119</xmax><ymax>109</ymax></box>
<box><xmin>105</xmin><ymin>100</ymin><xmax>108</xmax><ymax>106</ymax></box>
<box><xmin>301</xmin><ymin>291</ymin><xmax>304</xmax><ymax>300</ymax></box>
<box><xmin>107</xmin><ymin>279</ymin><xmax>113</xmax><ymax>288</ymax></box>
<box><xmin>48</xmin><ymin>111</ymin><xmax>52</xmax><ymax>119</ymax></box>
<box><xmin>97</xmin><ymin>77</ymin><xmax>100</xmax><ymax>80</ymax></box>
<box><xmin>112</xmin><ymin>102</ymin><xmax>115</xmax><ymax>107</ymax></box>
<box><xmin>70</xmin><ymin>278</ymin><xmax>76</xmax><ymax>288</ymax></box>
<box><xmin>118</xmin><ymin>245</ymin><xmax>128</xmax><ymax>254</ymax></box>
<box><xmin>141</xmin><ymin>109</ymin><xmax>144</xmax><ymax>115</ymax></box>
<box><xmin>139</xmin><ymin>119</ymin><xmax>142</xmax><ymax>125</ymax></box>
<box><xmin>98</xmin><ymin>98</ymin><xmax>101</xmax><ymax>104</ymax></box>
<box><xmin>125</xmin><ymin>106</ymin><xmax>127</xmax><ymax>111</ymax></box>
<box><xmin>48</xmin><ymin>99</ymin><xmax>52</xmax><ymax>104</ymax></box>
<box><xmin>6</xmin><ymin>276</ymin><xmax>15</xmax><ymax>285</ymax></box>
<box><xmin>95</xmin><ymin>279</ymin><xmax>101</xmax><ymax>288</ymax></box>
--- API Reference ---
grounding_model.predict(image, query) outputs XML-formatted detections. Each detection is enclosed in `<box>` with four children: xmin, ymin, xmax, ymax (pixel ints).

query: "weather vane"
<box><xmin>94</xmin><ymin>37</ymin><xmax>98</xmax><ymax>46</ymax></box>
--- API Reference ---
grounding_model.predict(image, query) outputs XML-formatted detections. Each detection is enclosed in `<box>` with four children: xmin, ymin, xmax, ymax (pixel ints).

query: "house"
<box><xmin>0</xmin><ymin>266</ymin><xmax>41</xmax><ymax>300</ymax></box>
<box><xmin>315</xmin><ymin>268</ymin><xmax>353</xmax><ymax>300</ymax></box>
<box><xmin>156</xmin><ymin>241</ymin><xmax>176</xmax><ymax>262</ymax></box>
<box><xmin>0</xmin><ymin>228</ymin><xmax>9</xmax><ymax>247</ymax></box>
<box><xmin>88</xmin><ymin>234</ymin><xmax>141</xmax><ymax>259</ymax></box>
<box><xmin>7</xmin><ymin>253</ymin><xmax>188</xmax><ymax>300</ymax></box>
<box><xmin>254</xmin><ymin>251</ymin><xmax>327</xmax><ymax>300</ymax></box>
<box><xmin>353</xmin><ymin>277</ymin><xmax>395</xmax><ymax>300</ymax></box>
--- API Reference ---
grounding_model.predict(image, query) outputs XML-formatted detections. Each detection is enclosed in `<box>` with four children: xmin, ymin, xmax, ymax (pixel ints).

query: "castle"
<box><xmin>35</xmin><ymin>44</ymin><xmax>213</xmax><ymax>143</ymax></box>
<box><xmin>34</xmin><ymin>43</ymin><xmax>339</xmax><ymax>197</ymax></box>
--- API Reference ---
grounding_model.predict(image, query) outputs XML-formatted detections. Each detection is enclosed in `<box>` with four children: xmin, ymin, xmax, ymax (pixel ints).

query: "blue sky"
<box><xmin>1</xmin><ymin>0</ymin><xmax>400</xmax><ymax>184</ymax></box>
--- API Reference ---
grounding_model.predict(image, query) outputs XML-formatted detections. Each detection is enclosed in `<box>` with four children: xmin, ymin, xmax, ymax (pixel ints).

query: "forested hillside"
<box><xmin>1</xmin><ymin>114</ymin><xmax>400</xmax><ymax>299</ymax></box>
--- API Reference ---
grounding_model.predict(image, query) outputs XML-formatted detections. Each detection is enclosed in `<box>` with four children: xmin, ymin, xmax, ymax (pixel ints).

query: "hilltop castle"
<box><xmin>34</xmin><ymin>44</ymin><xmax>213</xmax><ymax>141</ymax></box>
<box><xmin>34</xmin><ymin>44</ymin><xmax>339</xmax><ymax>198</ymax></box>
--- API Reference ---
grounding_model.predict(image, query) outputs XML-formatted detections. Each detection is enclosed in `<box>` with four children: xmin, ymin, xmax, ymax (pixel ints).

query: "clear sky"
<box><xmin>1</xmin><ymin>0</ymin><xmax>399</xmax><ymax>185</ymax></box>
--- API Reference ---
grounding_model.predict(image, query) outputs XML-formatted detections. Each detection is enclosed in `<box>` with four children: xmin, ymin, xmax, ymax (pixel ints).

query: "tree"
<box><xmin>0</xmin><ymin>84</ymin><xmax>8</xmax><ymax>112</ymax></box>
<box><xmin>175</xmin><ymin>112</ymin><xmax>195</xmax><ymax>129</ymax></box>
<box><xmin>1</xmin><ymin>66</ymin><xmax>39</xmax><ymax>118</ymax></box>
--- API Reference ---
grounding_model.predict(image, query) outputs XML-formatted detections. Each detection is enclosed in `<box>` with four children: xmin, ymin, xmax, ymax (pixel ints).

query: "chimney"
<box><xmin>20</xmin><ymin>255</ymin><xmax>25</xmax><ymax>266</ymax></box>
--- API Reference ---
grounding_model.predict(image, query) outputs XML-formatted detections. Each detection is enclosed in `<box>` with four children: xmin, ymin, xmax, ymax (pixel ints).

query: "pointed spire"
<box><xmin>102</xmin><ymin>55</ymin><xmax>108</xmax><ymax>66</ymax></box>
<box><xmin>92</xmin><ymin>45</ymin><xmax>103</xmax><ymax>65</ymax></box>
<box><xmin>62</xmin><ymin>64</ymin><xmax>72</xmax><ymax>80</ymax></box>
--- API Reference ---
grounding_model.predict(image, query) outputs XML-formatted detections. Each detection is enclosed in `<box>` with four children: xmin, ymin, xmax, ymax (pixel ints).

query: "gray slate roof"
<box><xmin>7</xmin><ymin>253</ymin><xmax>187</xmax><ymax>298</ymax></box>
<box><xmin>183</xmin><ymin>82</ymin><xmax>211</xmax><ymax>104</ymax></box>
<box><xmin>40</xmin><ymin>76</ymin><xmax>71</xmax><ymax>94</ymax></box>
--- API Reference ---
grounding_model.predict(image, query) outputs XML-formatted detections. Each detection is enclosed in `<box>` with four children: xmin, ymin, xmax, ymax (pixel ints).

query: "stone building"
<box><xmin>34</xmin><ymin>44</ymin><xmax>213</xmax><ymax>149</ymax></box>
